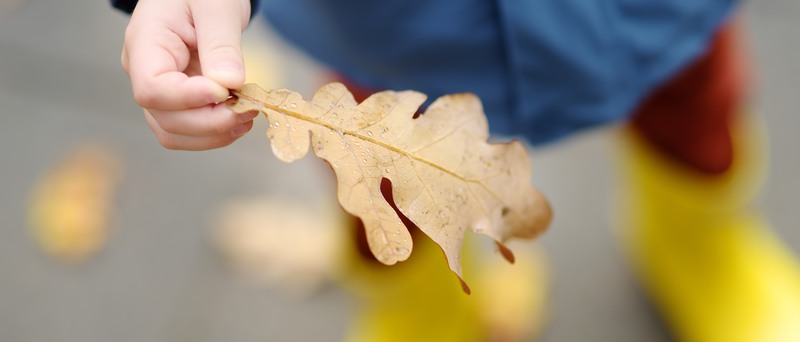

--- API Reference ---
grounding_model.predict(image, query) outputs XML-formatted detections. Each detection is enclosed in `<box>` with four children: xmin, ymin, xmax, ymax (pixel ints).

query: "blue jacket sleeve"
<box><xmin>263</xmin><ymin>0</ymin><xmax>736</xmax><ymax>145</ymax></box>
<box><xmin>111</xmin><ymin>0</ymin><xmax>260</xmax><ymax>17</ymax></box>
<box><xmin>110</xmin><ymin>0</ymin><xmax>136</xmax><ymax>13</ymax></box>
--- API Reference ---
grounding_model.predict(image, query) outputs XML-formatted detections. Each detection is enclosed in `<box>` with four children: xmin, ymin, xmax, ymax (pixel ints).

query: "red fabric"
<box><xmin>333</xmin><ymin>75</ymin><xmax>376</xmax><ymax>104</ymax></box>
<box><xmin>631</xmin><ymin>21</ymin><xmax>749</xmax><ymax>175</ymax></box>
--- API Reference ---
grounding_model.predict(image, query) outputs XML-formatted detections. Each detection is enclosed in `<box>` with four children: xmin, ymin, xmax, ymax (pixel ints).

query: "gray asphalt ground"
<box><xmin>1</xmin><ymin>1</ymin><xmax>798</xmax><ymax>341</ymax></box>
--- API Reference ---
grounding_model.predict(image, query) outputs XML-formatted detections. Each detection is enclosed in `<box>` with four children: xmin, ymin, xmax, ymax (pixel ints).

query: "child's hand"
<box><xmin>121</xmin><ymin>0</ymin><xmax>257</xmax><ymax>150</ymax></box>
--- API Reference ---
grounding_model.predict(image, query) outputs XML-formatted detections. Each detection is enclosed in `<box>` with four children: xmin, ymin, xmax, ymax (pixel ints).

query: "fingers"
<box><xmin>144</xmin><ymin>108</ymin><xmax>256</xmax><ymax>151</ymax></box>
<box><xmin>122</xmin><ymin>0</ymin><xmax>231</xmax><ymax>111</ymax></box>
<box><xmin>121</xmin><ymin>0</ymin><xmax>253</xmax><ymax>151</ymax></box>
<box><xmin>149</xmin><ymin>102</ymin><xmax>258</xmax><ymax>137</ymax></box>
<box><xmin>192</xmin><ymin>0</ymin><xmax>250</xmax><ymax>89</ymax></box>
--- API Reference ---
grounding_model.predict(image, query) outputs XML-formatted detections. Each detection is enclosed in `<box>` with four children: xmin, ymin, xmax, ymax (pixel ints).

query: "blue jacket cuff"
<box><xmin>111</xmin><ymin>0</ymin><xmax>260</xmax><ymax>18</ymax></box>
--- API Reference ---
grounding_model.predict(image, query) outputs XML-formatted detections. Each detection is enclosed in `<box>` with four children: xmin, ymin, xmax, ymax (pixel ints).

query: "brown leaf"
<box><xmin>229</xmin><ymin>83</ymin><xmax>552</xmax><ymax>282</ymax></box>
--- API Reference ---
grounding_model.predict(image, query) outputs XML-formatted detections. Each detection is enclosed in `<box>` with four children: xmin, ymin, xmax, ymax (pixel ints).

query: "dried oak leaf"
<box><xmin>229</xmin><ymin>83</ymin><xmax>552</xmax><ymax>284</ymax></box>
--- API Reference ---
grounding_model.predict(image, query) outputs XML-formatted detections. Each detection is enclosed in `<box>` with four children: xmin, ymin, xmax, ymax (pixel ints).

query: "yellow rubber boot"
<box><xmin>339</xmin><ymin>228</ymin><xmax>549</xmax><ymax>342</ymax></box>
<box><xmin>617</xmin><ymin>117</ymin><xmax>800</xmax><ymax>342</ymax></box>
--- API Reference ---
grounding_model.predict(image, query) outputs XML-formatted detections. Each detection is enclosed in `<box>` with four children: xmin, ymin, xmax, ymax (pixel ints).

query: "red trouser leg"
<box><xmin>630</xmin><ymin>20</ymin><xmax>750</xmax><ymax>175</ymax></box>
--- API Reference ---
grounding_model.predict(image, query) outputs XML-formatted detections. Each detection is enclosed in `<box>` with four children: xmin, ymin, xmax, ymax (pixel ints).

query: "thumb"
<box><xmin>192</xmin><ymin>0</ymin><xmax>249</xmax><ymax>89</ymax></box>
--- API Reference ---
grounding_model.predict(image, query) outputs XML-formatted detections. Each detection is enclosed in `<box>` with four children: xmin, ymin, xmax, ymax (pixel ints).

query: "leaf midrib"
<box><xmin>235</xmin><ymin>91</ymin><xmax>478</xmax><ymax>183</ymax></box>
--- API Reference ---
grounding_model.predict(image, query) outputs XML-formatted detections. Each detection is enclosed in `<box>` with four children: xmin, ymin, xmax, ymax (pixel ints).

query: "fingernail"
<box><xmin>231</xmin><ymin>124</ymin><xmax>250</xmax><ymax>137</ymax></box>
<box><xmin>210</xmin><ymin>86</ymin><xmax>231</xmax><ymax>102</ymax></box>
<box><xmin>237</xmin><ymin>111</ymin><xmax>258</xmax><ymax>123</ymax></box>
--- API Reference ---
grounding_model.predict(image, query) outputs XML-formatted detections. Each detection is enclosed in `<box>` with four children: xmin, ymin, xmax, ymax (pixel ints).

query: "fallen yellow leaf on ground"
<box><xmin>28</xmin><ymin>145</ymin><xmax>122</xmax><ymax>264</ymax></box>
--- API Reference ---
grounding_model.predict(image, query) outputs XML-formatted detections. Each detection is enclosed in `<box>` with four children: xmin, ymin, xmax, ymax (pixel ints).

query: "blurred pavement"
<box><xmin>0</xmin><ymin>1</ymin><xmax>798</xmax><ymax>341</ymax></box>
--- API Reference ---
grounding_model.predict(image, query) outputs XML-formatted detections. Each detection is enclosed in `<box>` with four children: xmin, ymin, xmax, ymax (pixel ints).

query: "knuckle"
<box><xmin>149</xmin><ymin>124</ymin><xmax>182</xmax><ymax>150</ymax></box>
<box><xmin>133</xmin><ymin>85</ymin><xmax>158</xmax><ymax>108</ymax></box>
<box><xmin>206</xmin><ymin>41</ymin><xmax>241</xmax><ymax>59</ymax></box>
<box><xmin>158</xmin><ymin>135</ymin><xmax>181</xmax><ymax>150</ymax></box>
<box><xmin>160</xmin><ymin>123</ymin><xmax>181</xmax><ymax>135</ymax></box>
<box><xmin>154</xmin><ymin>114</ymin><xmax>180</xmax><ymax>135</ymax></box>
